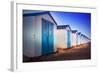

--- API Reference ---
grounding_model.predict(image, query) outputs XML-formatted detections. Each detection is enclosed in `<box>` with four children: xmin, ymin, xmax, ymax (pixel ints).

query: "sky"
<box><xmin>50</xmin><ymin>11</ymin><xmax>91</xmax><ymax>38</ymax></box>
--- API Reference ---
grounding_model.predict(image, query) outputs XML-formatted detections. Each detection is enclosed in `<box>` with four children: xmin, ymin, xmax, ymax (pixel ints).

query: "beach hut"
<box><xmin>80</xmin><ymin>33</ymin><xmax>91</xmax><ymax>45</ymax></box>
<box><xmin>56</xmin><ymin>25</ymin><xmax>71</xmax><ymax>49</ymax></box>
<box><xmin>77</xmin><ymin>32</ymin><xmax>81</xmax><ymax>45</ymax></box>
<box><xmin>80</xmin><ymin>34</ymin><xmax>86</xmax><ymax>44</ymax></box>
<box><xmin>85</xmin><ymin>36</ymin><xmax>91</xmax><ymax>43</ymax></box>
<box><xmin>71</xmin><ymin>30</ymin><xmax>78</xmax><ymax>47</ymax></box>
<box><xmin>23</xmin><ymin>11</ymin><xmax>57</xmax><ymax>58</ymax></box>
<box><xmin>82</xmin><ymin>35</ymin><xmax>90</xmax><ymax>44</ymax></box>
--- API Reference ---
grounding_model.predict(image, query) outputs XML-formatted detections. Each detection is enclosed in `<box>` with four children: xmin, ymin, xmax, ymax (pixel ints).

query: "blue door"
<box><xmin>67</xmin><ymin>31</ymin><xmax>71</xmax><ymax>48</ymax></box>
<box><xmin>48</xmin><ymin>22</ymin><xmax>54</xmax><ymax>53</ymax></box>
<box><xmin>42</xmin><ymin>19</ymin><xmax>54</xmax><ymax>55</ymax></box>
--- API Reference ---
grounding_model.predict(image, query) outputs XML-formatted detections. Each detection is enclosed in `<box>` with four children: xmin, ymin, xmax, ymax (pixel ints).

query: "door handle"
<box><xmin>32</xmin><ymin>33</ymin><xmax>35</xmax><ymax>39</ymax></box>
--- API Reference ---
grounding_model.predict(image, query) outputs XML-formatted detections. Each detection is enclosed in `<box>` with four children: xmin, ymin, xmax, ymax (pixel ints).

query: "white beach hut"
<box><xmin>77</xmin><ymin>32</ymin><xmax>81</xmax><ymax>45</ymax></box>
<box><xmin>23</xmin><ymin>11</ymin><xmax>57</xmax><ymax>58</ymax></box>
<box><xmin>56</xmin><ymin>25</ymin><xmax>71</xmax><ymax>49</ymax></box>
<box><xmin>71</xmin><ymin>30</ymin><xmax>78</xmax><ymax>47</ymax></box>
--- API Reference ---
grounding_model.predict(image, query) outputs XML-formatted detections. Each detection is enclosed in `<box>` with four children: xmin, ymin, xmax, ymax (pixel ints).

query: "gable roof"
<box><xmin>57</xmin><ymin>25</ymin><xmax>71</xmax><ymax>30</ymax></box>
<box><xmin>72</xmin><ymin>30</ymin><xmax>77</xmax><ymax>33</ymax></box>
<box><xmin>77</xmin><ymin>32</ymin><xmax>81</xmax><ymax>35</ymax></box>
<box><xmin>23</xmin><ymin>11</ymin><xmax>57</xmax><ymax>25</ymax></box>
<box><xmin>81</xmin><ymin>34</ymin><xmax>90</xmax><ymax>40</ymax></box>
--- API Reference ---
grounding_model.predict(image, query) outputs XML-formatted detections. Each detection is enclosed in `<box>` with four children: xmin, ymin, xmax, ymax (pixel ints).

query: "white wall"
<box><xmin>71</xmin><ymin>33</ymin><xmax>77</xmax><ymax>46</ymax></box>
<box><xmin>0</xmin><ymin>0</ymin><xmax>100</xmax><ymax>73</ymax></box>
<box><xmin>56</xmin><ymin>29</ymin><xmax>67</xmax><ymax>49</ymax></box>
<box><xmin>23</xmin><ymin>16</ymin><xmax>35</xmax><ymax>57</ymax></box>
<box><xmin>33</xmin><ymin>16</ymin><xmax>42</xmax><ymax>57</ymax></box>
<box><xmin>23</xmin><ymin>15</ymin><xmax>42</xmax><ymax>57</ymax></box>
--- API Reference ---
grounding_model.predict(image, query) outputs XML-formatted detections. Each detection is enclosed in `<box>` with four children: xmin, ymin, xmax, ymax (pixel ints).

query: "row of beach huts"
<box><xmin>23</xmin><ymin>11</ymin><xmax>90</xmax><ymax>58</ymax></box>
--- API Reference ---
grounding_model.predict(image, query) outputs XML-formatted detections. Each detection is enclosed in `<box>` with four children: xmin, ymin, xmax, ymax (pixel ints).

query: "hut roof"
<box><xmin>72</xmin><ymin>30</ymin><xmax>77</xmax><ymax>33</ymax></box>
<box><xmin>23</xmin><ymin>11</ymin><xmax>57</xmax><ymax>25</ymax></box>
<box><xmin>57</xmin><ymin>25</ymin><xmax>71</xmax><ymax>30</ymax></box>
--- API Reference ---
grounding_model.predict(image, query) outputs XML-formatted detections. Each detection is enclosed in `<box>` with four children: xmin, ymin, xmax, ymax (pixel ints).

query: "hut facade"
<box><xmin>23</xmin><ymin>11</ymin><xmax>57</xmax><ymax>57</ymax></box>
<box><xmin>71</xmin><ymin>30</ymin><xmax>78</xmax><ymax>47</ymax></box>
<box><xmin>56</xmin><ymin>25</ymin><xmax>71</xmax><ymax>49</ymax></box>
<box><xmin>77</xmin><ymin>32</ymin><xmax>81</xmax><ymax>45</ymax></box>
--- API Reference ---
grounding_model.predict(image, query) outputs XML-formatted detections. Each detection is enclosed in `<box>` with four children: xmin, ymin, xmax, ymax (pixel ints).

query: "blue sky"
<box><xmin>50</xmin><ymin>11</ymin><xmax>91</xmax><ymax>38</ymax></box>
